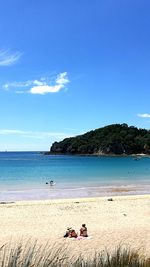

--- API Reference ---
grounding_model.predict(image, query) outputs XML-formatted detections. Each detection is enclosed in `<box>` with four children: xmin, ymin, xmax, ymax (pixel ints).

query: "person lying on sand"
<box><xmin>63</xmin><ymin>227</ymin><xmax>72</xmax><ymax>238</ymax></box>
<box><xmin>80</xmin><ymin>224</ymin><xmax>88</xmax><ymax>237</ymax></box>
<box><xmin>69</xmin><ymin>229</ymin><xmax>78</xmax><ymax>238</ymax></box>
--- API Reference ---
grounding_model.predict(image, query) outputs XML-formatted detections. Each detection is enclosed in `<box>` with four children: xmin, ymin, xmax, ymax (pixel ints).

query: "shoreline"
<box><xmin>0</xmin><ymin>194</ymin><xmax>149</xmax><ymax>257</ymax></box>
<box><xmin>0</xmin><ymin>182</ymin><xmax>150</xmax><ymax>202</ymax></box>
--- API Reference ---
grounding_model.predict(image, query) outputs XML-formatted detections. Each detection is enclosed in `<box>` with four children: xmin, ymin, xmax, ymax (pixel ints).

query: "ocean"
<box><xmin>0</xmin><ymin>151</ymin><xmax>150</xmax><ymax>201</ymax></box>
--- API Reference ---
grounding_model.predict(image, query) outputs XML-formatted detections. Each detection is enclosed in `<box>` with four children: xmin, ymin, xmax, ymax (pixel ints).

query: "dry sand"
<box><xmin>0</xmin><ymin>195</ymin><xmax>149</xmax><ymax>258</ymax></box>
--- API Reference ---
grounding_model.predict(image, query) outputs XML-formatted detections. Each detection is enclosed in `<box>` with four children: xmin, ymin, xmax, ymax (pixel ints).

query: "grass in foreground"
<box><xmin>0</xmin><ymin>242</ymin><xmax>149</xmax><ymax>267</ymax></box>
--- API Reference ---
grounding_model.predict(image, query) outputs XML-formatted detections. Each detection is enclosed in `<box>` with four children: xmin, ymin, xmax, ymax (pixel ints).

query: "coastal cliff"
<box><xmin>48</xmin><ymin>124</ymin><xmax>150</xmax><ymax>155</ymax></box>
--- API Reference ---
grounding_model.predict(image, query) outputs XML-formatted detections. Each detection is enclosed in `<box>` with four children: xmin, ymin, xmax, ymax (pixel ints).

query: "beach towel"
<box><xmin>69</xmin><ymin>236</ymin><xmax>92</xmax><ymax>241</ymax></box>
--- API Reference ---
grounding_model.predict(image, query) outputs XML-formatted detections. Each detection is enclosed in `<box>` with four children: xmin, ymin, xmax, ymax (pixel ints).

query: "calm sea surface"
<box><xmin>0</xmin><ymin>152</ymin><xmax>150</xmax><ymax>201</ymax></box>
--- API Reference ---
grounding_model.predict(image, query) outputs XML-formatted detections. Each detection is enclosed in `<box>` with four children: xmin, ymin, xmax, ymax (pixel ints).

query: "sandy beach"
<box><xmin>0</xmin><ymin>195</ymin><xmax>149</xmax><ymax>258</ymax></box>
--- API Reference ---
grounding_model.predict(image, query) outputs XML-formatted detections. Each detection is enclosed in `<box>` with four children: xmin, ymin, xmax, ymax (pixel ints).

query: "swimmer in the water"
<box><xmin>50</xmin><ymin>180</ymin><xmax>55</xmax><ymax>186</ymax></box>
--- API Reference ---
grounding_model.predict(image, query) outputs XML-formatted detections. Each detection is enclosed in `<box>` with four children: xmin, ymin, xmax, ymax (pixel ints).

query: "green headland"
<box><xmin>47</xmin><ymin>124</ymin><xmax>150</xmax><ymax>155</ymax></box>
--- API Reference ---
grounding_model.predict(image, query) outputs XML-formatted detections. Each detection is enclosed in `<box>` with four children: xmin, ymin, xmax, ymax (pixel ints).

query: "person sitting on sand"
<box><xmin>69</xmin><ymin>229</ymin><xmax>78</xmax><ymax>238</ymax></box>
<box><xmin>63</xmin><ymin>227</ymin><xmax>72</xmax><ymax>238</ymax></box>
<box><xmin>80</xmin><ymin>224</ymin><xmax>88</xmax><ymax>237</ymax></box>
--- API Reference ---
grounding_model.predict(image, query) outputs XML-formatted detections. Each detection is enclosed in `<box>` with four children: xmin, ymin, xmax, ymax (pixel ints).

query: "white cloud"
<box><xmin>33</xmin><ymin>80</ymin><xmax>45</xmax><ymax>86</ymax></box>
<box><xmin>30</xmin><ymin>84</ymin><xmax>63</xmax><ymax>94</ymax></box>
<box><xmin>29</xmin><ymin>72</ymin><xmax>69</xmax><ymax>95</ymax></box>
<box><xmin>3</xmin><ymin>80</ymin><xmax>37</xmax><ymax>90</ymax></box>
<box><xmin>56</xmin><ymin>72</ymin><xmax>69</xmax><ymax>84</ymax></box>
<box><xmin>3</xmin><ymin>72</ymin><xmax>69</xmax><ymax>95</ymax></box>
<box><xmin>0</xmin><ymin>128</ymin><xmax>77</xmax><ymax>151</ymax></box>
<box><xmin>0</xmin><ymin>49</ymin><xmax>22</xmax><ymax>66</ymax></box>
<box><xmin>0</xmin><ymin>129</ymin><xmax>25</xmax><ymax>134</ymax></box>
<box><xmin>138</xmin><ymin>113</ymin><xmax>150</xmax><ymax>118</ymax></box>
<box><xmin>0</xmin><ymin>129</ymin><xmax>73</xmax><ymax>140</ymax></box>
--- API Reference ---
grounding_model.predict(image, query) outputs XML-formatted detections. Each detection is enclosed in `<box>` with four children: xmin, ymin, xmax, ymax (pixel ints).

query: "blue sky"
<box><xmin>0</xmin><ymin>0</ymin><xmax>150</xmax><ymax>151</ymax></box>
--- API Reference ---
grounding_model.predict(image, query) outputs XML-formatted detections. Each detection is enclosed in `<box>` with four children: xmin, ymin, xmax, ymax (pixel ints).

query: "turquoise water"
<box><xmin>0</xmin><ymin>152</ymin><xmax>150</xmax><ymax>201</ymax></box>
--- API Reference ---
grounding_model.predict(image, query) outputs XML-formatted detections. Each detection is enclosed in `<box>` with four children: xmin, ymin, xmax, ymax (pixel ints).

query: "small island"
<box><xmin>46</xmin><ymin>123</ymin><xmax>150</xmax><ymax>155</ymax></box>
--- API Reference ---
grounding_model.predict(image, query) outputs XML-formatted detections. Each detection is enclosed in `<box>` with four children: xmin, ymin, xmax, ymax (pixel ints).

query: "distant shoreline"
<box><xmin>0</xmin><ymin>151</ymin><xmax>149</xmax><ymax>157</ymax></box>
<box><xmin>44</xmin><ymin>151</ymin><xmax>150</xmax><ymax>157</ymax></box>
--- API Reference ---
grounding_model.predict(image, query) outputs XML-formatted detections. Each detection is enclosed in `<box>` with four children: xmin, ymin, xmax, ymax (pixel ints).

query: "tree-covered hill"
<box><xmin>48</xmin><ymin>124</ymin><xmax>150</xmax><ymax>155</ymax></box>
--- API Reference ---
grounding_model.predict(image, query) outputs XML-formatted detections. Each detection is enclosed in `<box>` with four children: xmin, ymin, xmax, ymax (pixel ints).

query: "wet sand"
<box><xmin>0</xmin><ymin>182</ymin><xmax>150</xmax><ymax>201</ymax></box>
